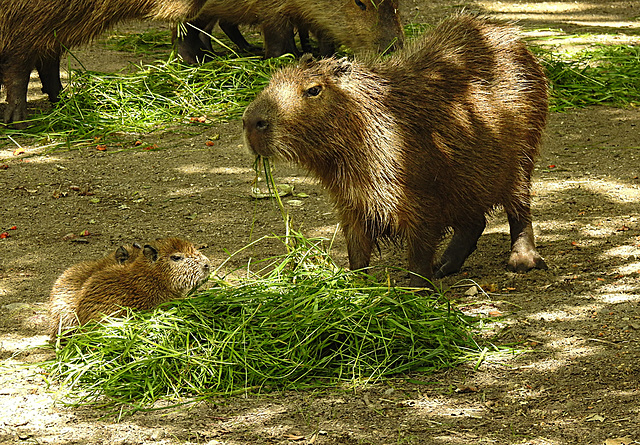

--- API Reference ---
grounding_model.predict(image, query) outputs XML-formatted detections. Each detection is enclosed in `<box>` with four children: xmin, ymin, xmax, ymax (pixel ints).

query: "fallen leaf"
<box><xmin>79</xmin><ymin>230</ymin><xmax>90</xmax><ymax>237</ymax></box>
<box><xmin>0</xmin><ymin>232</ymin><xmax>9</xmax><ymax>239</ymax></box>
<box><xmin>96</xmin><ymin>144</ymin><xmax>107</xmax><ymax>151</ymax></box>
<box><xmin>205</xmin><ymin>140</ymin><xmax>215</xmax><ymax>146</ymax></box>
<box><xmin>9</xmin><ymin>226</ymin><xmax>16</xmax><ymax>230</ymax></box>
<box><xmin>144</xmin><ymin>144</ymin><xmax>159</xmax><ymax>151</ymax></box>
<box><xmin>134</xmin><ymin>140</ymin><xmax>142</xmax><ymax>146</ymax></box>
<box><xmin>13</xmin><ymin>148</ymin><xmax>25</xmax><ymax>156</ymax></box>
<box><xmin>0</xmin><ymin>164</ymin><xmax>9</xmax><ymax>169</ymax></box>
<box><xmin>283</xmin><ymin>434</ymin><xmax>305</xmax><ymax>441</ymax></box>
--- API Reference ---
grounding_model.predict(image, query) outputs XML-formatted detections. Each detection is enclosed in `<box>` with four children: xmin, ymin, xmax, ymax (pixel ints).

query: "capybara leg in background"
<box><xmin>36</xmin><ymin>55</ymin><xmax>63</xmax><ymax>102</ymax></box>
<box><xmin>433</xmin><ymin>220</ymin><xmax>487</xmax><ymax>279</ymax></box>
<box><xmin>2</xmin><ymin>61</ymin><xmax>33</xmax><ymax>127</ymax></box>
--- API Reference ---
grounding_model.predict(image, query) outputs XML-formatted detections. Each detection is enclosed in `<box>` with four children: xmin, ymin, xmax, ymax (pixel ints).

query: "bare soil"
<box><xmin>1</xmin><ymin>1</ymin><xmax>640</xmax><ymax>444</ymax></box>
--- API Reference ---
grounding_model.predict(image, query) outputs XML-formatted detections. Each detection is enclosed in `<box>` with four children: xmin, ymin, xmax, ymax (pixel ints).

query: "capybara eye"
<box><xmin>355</xmin><ymin>0</ymin><xmax>367</xmax><ymax>11</ymax></box>
<box><xmin>305</xmin><ymin>86</ymin><xmax>322</xmax><ymax>97</ymax></box>
<box><xmin>170</xmin><ymin>254</ymin><xmax>184</xmax><ymax>262</ymax></box>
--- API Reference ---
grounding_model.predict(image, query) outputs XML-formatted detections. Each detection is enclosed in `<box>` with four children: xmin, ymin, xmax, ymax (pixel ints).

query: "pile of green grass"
<box><xmin>538</xmin><ymin>44</ymin><xmax>640</xmax><ymax>111</ymax></box>
<box><xmin>19</xmin><ymin>55</ymin><xmax>291</xmax><ymax>145</ymax></box>
<box><xmin>45</xmin><ymin>235</ymin><xmax>483</xmax><ymax>413</ymax></box>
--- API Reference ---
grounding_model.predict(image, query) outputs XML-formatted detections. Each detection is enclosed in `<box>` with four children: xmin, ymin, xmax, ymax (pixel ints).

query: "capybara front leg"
<box><xmin>407</xmin><ymin>238</ymin><xmax>437</xmax><ymax>288</ymax></box>
<box><xmin>343</xmin><ymin>220</ymin><xmax>373</xmax><ymax>272</ymax></box>
<box><xmin>433</xmin><ymin>219</ymin><xmax>486</xmax><ymax>278</ymax></box>
<box><xmin>36</xmin><ymin>55</ymin><xmax>63</xmax><ymax>103</ymax></box>
<box><xmin>507</xmin><ymin>213</ymin><xmax>547</xmax><ymax>272</ymax></box>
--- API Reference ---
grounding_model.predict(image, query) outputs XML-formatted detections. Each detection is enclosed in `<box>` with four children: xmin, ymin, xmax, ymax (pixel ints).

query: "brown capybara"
<box><xmin>49</xmin><ymin>238</ymin><xmax>210</xmax><ymax>339</ymax></box>
<box><xmin>175</xmin><ymin>0</ymin><xmax>404</xmax><ymax>61</ymax></box>
<box><xmin>0</xmin><ymin>0</ymin><xmax>207</xmax><ymax>126</ymax></box>
<box><xmin>172</xmin><ymin>19</ymin><xmax>260</xmax><ymax>64</ymax></box>
<box><xmin>48</xmin><ymin>243</ymin><xmax>142</xmax><ymax>340</ymax></box>
<box><xmin>243</xmin><ymin>14</ymin><xmax>549</xmax><ymax>287</ymax></box>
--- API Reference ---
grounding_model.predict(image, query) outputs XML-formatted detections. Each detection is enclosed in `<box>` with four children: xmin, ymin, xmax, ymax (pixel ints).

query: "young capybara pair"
<box><xmin>243</xmin><ymin>13</ymin><xmax>549</xmax><ymax>286</ymax></box>
<box><xmin>48</xmin><ymin>238</ymin><xmax>210</xmax><ymax>340</ymax></box>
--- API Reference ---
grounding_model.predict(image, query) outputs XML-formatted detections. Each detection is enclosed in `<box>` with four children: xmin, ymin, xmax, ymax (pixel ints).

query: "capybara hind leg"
<box><xmin>433</xmin><ymin>219</ymin><xmax>486</xmax><ymax>278</ymax></box>
<box><xmin>36</xmin><ymin>55</ymin><xmax>63</xmax><ymax>103</ymax></box>
<box><xmin>507</xmin><ymin>213</ymin><xmax>547</xmax><ymax>272</ymax></box>
<box><xmin>263</xmin><ymin>23</ymin><xmax>298</xmax><ymax>58</ymax></box>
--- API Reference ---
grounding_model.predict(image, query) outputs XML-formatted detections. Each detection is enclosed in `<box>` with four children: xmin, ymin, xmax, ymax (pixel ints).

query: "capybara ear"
<box><xmin>299</xmin><ymin>53</ymin><xmax>316</xmax><ymax>68</ymax></box>
<box><xmin>115</xmin><ymin>246</ymin><xmax>130</xmax><ymax>264</ymax></box>
<box><xmin>332</xmin><ymin>57</ymin><xmax>353</xmax><ymax>77</ymax></box>
<box><xmin>143</xmin><ymin>245</ymin><xmax>159</xmax><ymax>262</ymax></box>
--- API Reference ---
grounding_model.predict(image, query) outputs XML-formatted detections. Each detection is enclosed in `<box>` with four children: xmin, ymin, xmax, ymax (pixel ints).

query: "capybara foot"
<box><xmin>507</xmin><ymin>249</ymin><xmax>548</xmax><ymax>273</ymax></box>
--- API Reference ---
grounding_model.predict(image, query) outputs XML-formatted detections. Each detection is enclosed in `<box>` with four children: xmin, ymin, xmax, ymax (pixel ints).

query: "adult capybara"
<box><xmin>48</xmin><ymin>243</ymin><xmax>142</xmax><ymax>340</ymax></box>
<box><xmin>243</xmin><ymin>14</ymin><xmax>549</xmax><ymax>287</ymax></box>
<box><xmin>49</xmin><ymin>238</ymin><xmax>210</xmax><ymax>338</ymax></box>
<box><xmin>175</xmin><ymin>0</ymin><xmax>404</xmax><ymax>61</ymax></box>
<box><xmin>0</xmin><ymin>0</ymin><xmax>207</xmax><ymax>126</ymax></box>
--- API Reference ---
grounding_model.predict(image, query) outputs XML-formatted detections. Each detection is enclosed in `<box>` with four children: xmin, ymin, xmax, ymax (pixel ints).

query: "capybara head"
<box><xmin>141</xmin><ymin>237</ymin><xmax>211</xmax><ymax>295</ymax></box>
<box><xmin>243</xmin><ymin>54</ymin><xmax>385</xmax><ymax>180</ymax></box>
<box><xmin>322</xmin><ymin>0</ymin><xmax>405</xmax><ymax>53</ymax></box>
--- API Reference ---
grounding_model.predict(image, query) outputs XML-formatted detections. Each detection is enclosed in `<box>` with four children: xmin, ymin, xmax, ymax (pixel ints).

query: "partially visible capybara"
<box><xmin>175</xmin><ymin>0</ymin><xmax>404</xmax><ymax>61</ymax></box>
<box><xmin>172</xmin><ymin>19</ymin><xmax>260</xmax><ymax>64</ymax></box>
<box><xmin>243</xmin><ymin>14</ymin><xmax>549</xmax><ymax>286</ymax></box>
<box><xmin>0</xmin><ymin>0</ymin><xmax>207</xmax><ymax>126</ymax></box>
<box><xmin>49</xmin><ymin>238</ymin><xmax>210</xmax><ymax>339</ymax></box>
<box><xmin>48</xmin><ymin>243</ymin><xmax>142</xmax><ymax>340</ymax></box>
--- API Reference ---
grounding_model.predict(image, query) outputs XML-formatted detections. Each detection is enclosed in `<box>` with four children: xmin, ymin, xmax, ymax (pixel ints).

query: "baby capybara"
<box><xmin>49</xmin><ymin>238</ymin><xmax>210</xmax><ymax>339</ymax></box>
<box><xmin>48</xmin><ymin>243</ymin><xmax>142</xmax><ymax>340</ymax></box>
<box><xmin>243</xmin><ymin>14</ymin><xmax>549</xmax><ymax>287</ymax></box>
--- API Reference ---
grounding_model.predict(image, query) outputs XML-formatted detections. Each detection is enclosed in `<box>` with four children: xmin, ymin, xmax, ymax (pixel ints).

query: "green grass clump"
<box><xmin>537</xmin><ymin>44</ymin><xmax>640</xmax><ymax>111</ymax></box>
<box><xmin>3</xmin><ymin>54</ymin><xmax>293</xmax><ymax>148</ymax></box>
<box><xmin>45</xmin><ymin>235</ymin><xmax>482</xmax><ymax>413</ymax></box>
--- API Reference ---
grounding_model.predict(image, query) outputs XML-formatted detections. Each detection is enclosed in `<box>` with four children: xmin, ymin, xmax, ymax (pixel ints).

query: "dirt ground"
<box><xmin>1</xmin><ymin>1</ymin><xmax>640</xmax><ymax>444</ymax></box>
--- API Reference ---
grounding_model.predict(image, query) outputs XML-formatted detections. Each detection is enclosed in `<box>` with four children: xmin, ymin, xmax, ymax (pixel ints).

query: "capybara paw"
<box><xmin>433</xmin><ymin>259</ymin><xmax>462</xmax><ymax>279</ymax></box>
<box><xmin>507</xmin><ymin>250</ymin><xmax>548</xmax><ymax>273</ymax></box>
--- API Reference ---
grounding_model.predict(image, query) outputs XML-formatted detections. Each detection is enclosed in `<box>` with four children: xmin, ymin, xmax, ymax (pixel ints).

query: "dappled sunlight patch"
<box><xmin>180</xmin><ymin>165</ymin><xmax>254</xmax><ymax>175</ymax></box>
<box><xmin>603</xmin><ymin>246</ymin><xmax>640</xmax><ymax>260</ymax></box>
<box><xmin>613</xmin><ymin>261</ymin><xmax>640</xmax><ymax>275</ymax></box>
<box><xmin>595</xmin><ymin>289</ymin><xmax>640</xmax><ymax>304</ymax></box>
<box><xmin>0</xmin><ymin>334</ymin><xmax>49</xmax><ymax>353</ymax></box>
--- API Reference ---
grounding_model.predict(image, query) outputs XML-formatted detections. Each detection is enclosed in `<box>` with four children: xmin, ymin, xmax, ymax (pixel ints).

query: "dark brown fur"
<box><xmin>48</xmin><ymin>243</ymin><xmax>142</xmax><ymax>339</ymax></box>
<box><xmin>49</xmin><ymin>238</ymin><xmax>209</xmax><ymax>338</ymax></box>
<box><xmin>175</xmin><ymin>0</ymin><xmax>403</xmax><ymax>61</ymax></box>
<box><xmin>243</xmin><ymin>14</ymin><xmax>549</xmax><ymax>286</ymax></box>
<box><xmin>0</xmin><ymin>0</ymin><xmax>206</xmax><ymax>126</ymax></box>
